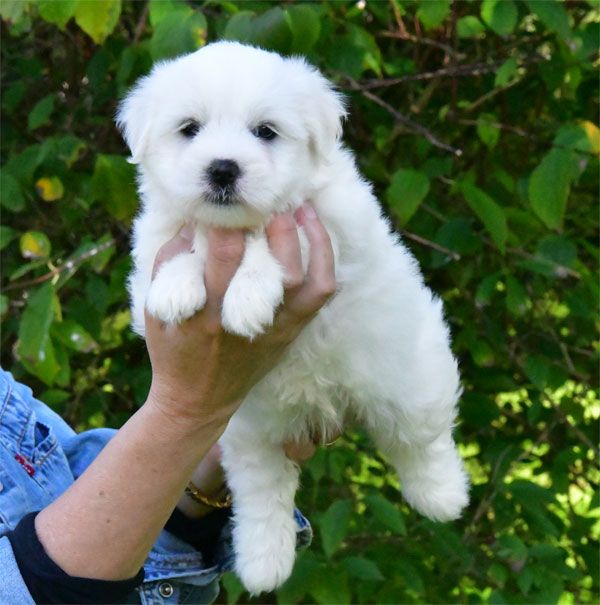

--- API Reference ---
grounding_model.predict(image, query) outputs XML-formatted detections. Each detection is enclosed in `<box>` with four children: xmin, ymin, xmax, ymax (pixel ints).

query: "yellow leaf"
<box><xmin>579</xmin><ymin>120</ymin><xmax>600</xmax><ymax>156</ymax></box>
<box><xmin>35</xmin><ymin>177</ymin><xmax>64</xmax><ymax>202</ymax></box>
<box><xmin>20</xmin><ymin>231</ymin><xmax>52</xmax><ymax>259</ymax></box>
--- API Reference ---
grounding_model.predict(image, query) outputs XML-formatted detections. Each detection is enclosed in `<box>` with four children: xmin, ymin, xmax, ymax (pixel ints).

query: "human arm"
<box><xmin>33</xmin><ymin>205</ymin><xmax>335</xmax><ymax>582</ymax></box>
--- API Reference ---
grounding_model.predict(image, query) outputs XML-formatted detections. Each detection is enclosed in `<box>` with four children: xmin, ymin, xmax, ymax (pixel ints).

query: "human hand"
<box><xmin>144</xmin><ymin>204</ymin><xmax>336</xmax><ymax>429</ymax></box>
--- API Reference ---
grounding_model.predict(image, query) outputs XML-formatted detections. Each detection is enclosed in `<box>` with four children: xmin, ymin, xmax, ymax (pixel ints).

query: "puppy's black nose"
<box><xmin>207</xmin><ymin>159</ymin><xmax>241</xmax><ymax>188</ymax></box>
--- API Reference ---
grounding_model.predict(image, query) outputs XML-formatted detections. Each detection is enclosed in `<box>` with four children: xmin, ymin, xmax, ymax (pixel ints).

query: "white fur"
<box><xmin>118</xmin><ymin>41</ymin><xmax>469</xmax><ymax>594</ymax></box>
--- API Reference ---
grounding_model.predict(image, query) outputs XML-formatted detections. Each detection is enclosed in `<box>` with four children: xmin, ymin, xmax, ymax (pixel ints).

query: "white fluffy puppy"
<box><xmin>118</xmin><ymin>41</ymin><xmax>469</xmax><ymax>593</ymax></box>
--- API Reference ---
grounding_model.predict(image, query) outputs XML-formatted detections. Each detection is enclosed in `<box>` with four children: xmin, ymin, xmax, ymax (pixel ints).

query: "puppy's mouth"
<box><xmin>204</xmin><ymin>186</ymin><xmax>242</xmax><ymax>207</ymax></box>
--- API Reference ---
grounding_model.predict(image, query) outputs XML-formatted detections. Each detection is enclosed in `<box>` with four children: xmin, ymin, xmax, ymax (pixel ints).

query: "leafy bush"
<box><xmin>1</xmin><ymin>1</ymin><xmax>598</xmax><ymax>603</ymax></box>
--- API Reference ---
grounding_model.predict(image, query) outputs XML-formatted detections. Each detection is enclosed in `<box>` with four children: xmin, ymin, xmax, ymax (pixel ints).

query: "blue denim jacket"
<box><xmin>0</xmin><ymin>369</ymin><xmax>311</xmax><ymax>604</ymax></box>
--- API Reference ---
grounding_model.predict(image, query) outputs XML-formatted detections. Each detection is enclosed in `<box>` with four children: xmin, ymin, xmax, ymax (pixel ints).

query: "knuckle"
<box><xmin>285</xmin><ymin>271</ymin><xmax>304</xmax><ymax>289</ymax></box>
<box><xmin>317</xmin><ymin>278</ymin><xmax>337</xmax><ymax>299</ymax></box>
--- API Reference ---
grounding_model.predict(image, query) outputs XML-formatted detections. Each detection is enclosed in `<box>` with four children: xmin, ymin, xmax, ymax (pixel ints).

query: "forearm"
<box><xmin>35</xmin><ymin>395</ymin><xmax>230</xmax><ymax>581</ymax></box>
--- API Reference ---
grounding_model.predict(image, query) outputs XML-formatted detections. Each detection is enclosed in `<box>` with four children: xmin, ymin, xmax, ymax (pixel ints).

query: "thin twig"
<box><xmin>2</xmin><ymin>238</ymin><xmax>116</xmax><ymax>293</ymax></box>
<box><xmin>402</xmin><ymin>230</ymin><xmax>461</xmax><ymax>261</ymax></box>
<box><xmin>132</xmin><ymin>1</ymin><xmax>150</xmax><ymax>44</ymax></box>
<box><xmin>349</xmin><ymin>54</ymin><xmax>546</xmax><ymax>91</ymax></box>
<box><xmin>344</xmin><ymin>76</ymin><xmax>463</xmax><ymax>157</ymax></box>
<box><xmin>380</xmin><ymin>30</ymin><xmax>465</xmax><ymax>61</ymax></box>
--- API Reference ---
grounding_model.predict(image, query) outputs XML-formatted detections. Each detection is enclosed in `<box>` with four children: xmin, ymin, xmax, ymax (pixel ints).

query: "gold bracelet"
<box><xmin>185</xmin><ymin>481</ymin><xmax>233</xmax><ymax>509</ymax></box>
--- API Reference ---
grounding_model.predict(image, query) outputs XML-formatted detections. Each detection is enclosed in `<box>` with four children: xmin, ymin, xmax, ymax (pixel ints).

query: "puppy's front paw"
<box><xmin>145</xmin><ymin>253</ymin><xmax>206</xmax><ymax>324</ymax></box>
<box><xmin>222</xmin><ymin>238</ymin><xmax>283</xmax><ymax>339</ymax></box>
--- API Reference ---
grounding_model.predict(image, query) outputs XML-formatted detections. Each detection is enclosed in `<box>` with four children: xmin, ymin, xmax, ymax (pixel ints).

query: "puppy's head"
<box><xmin>117</xmin><ymin>41</ymin><xmax>346</xmax><ymax>227</ymax></box>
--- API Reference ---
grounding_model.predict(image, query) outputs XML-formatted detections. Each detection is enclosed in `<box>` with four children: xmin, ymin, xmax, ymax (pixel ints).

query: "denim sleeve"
<box><xmin>0</xmin><ymin>536</ymin><xmax>36</xmax><ymax>605</ymax></box>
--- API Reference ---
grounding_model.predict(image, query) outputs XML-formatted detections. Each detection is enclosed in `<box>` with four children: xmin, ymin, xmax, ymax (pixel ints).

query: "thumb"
<box><xmin>151</xmin><ymin>225</ymin><xmax>195</xmax><ymax>279</ymax></box>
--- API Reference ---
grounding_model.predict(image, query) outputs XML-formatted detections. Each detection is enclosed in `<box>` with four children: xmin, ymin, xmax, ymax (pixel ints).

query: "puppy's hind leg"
<box><xmin>364</xmin><ymin>361</ymin><xmax>469</xmax><ymax>521</ymax></box>
<box><xmin>220</xmin><ymin>429</ymin><xmax>299</xmax><ymax>594</ymax></box>
<box><xmin>374</xmin><ymin>426</ymin><xmax>469</xmax><ymax>522</ymax></box>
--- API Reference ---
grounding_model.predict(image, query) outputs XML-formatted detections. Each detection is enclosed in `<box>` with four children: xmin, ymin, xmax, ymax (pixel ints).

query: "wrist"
<box><xmin>145</xmin><ymin>380</ymin><xmax>235</xmax><ymax>435</ymax></box>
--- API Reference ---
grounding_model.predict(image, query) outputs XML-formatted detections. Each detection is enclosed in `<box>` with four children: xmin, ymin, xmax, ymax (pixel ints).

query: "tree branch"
<box><xmin>2</xmin><ymin>238</ymin><xmax>116</xmax><ymax>293</ymax></box>
<box><xmin>343</xmin><ymin>76</ymin><xmax>463</xmax><ymax>157</ymax></box>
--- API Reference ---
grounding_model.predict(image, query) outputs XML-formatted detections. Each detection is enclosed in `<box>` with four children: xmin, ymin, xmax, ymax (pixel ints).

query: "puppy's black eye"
<box><xmin>179</xmin><ymin>120</ymin><xmax>200</xmax><ymax>138</ymax></box>
<box><xmin>252</xmin><ymin>124</ymin><xmax>277</xmax><ymax>141</ymax></box>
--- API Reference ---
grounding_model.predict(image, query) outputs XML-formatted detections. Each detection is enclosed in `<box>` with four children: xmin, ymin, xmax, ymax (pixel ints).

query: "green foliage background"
<box><xmin>1</xmin><ymin>1</ymin><xmax>598</xmax><ymax>603</ymax></box>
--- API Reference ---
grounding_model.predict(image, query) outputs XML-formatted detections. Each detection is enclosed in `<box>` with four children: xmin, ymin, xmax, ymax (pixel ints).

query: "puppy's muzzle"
<box><xmin>207</xmin><ymin>159</ymin><xmax>241</xmax><ymax>189</ymax></box>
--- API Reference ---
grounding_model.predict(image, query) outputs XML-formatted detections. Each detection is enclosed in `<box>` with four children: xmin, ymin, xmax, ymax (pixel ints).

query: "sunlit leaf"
<box><xmin>35</xmin><ymin>176</ymin><xmax>64</xmax><ymax>202</ymax></box>
<box><xmin>74</xmin><ymin>0</ymin><xmax>121</xmax><ymax>44</ymax></box>
<box><xmin>481</xmin><ymin>0</ymin><xmax>518</xmax><ymax>36</ymax></box>
<box><xmin>20</xmin><ymin>230</ymin><xmax>51</xmax><ymax>259</ymax></box>
<box><xmin>37</xmin><ymin>0</ymin><xmax>77</xmax><ymax>29</ymax></box>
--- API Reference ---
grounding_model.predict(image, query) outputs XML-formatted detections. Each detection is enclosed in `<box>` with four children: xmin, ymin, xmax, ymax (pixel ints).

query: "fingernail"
<box><xmin>302</xmin><ymin>204</ymin><xmax>317</xmax><ymax>220</ymax></box>
<box><xmin>295</xmin><ymin>203</ymin><xmax>317</xmax><ymax>225</ymax></box>
<box><xmin>179</xmin><ymin>224</ymin><xmax>195</xmax><ymax>241</ymax></box>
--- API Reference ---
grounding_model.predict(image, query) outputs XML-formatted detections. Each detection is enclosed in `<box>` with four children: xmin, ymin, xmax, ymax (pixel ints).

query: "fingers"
<box><xmin>204</xmin><ymin>228</ymin><xmax>245</xmax><ymax>314</ymax></box>
<box><xmin>284</xmin><ymin>204</ymin><xmax>336</xmax><ymax>318</ymax></box>
<box><xmin>151</xmin><ymin>225</ymin><xmax>195</xmax><ymax>279</ymax></box>
<box><xmin>266</xmin><ymin>214</ymin><xmax>303</xmax><ymax>289</ymax></box>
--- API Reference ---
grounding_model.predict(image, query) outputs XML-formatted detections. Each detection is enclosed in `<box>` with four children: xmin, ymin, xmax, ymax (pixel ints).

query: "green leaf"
<box><xmin>20</xmin><ymin>230</ymin><xmax>51</xmax><ymax>259</ymax></box>
<box><xmin>220</xmin><ymin>572</ymin><xmax>245</xmax><ymax>605</ymax></box>
<box><xmin>17</xmin><ymin>283</ymin><xmax>55</xmax><ymax>365</ymax></box>
<box><xmin>386</xmin><ymin>169</ymin><xmax>430</xmax><ymax>225</ymax></box>
<box><xmin>505</xmin><ymin>276</ymin><xmax>530</xmax><ymax>316</ymax></box>
<box><xmin>365</xmin><ymin>494</ymin><xmax>406</xmax><ymax>535</ymax></box>
<box><xmin>37</xmin><ymin>0</ymin><xmax>77</xmax><ymax>29</ymax></box>
<box><xmin>285</xmin><ymin>5</ymin><xmax>321</xmax><ymax>54</ymax></box>
<box><xmin>0</xmin><ymin>0</ymin><xmax>28</xmax><ymax>23</ymax></box>
<box><xmin>250</xmin><ymin>7</ymin><xmax>292</xmax><ymax>54</ymax></box>
<box><xmin>51</xmin><ymin>320</ymin><xmax>99</xmax><ymax>353</ymax></box>
<box><xmin>0</xmin><ymin>295</ymin><xmax>8</xmax><ymax>316</ymax></box>
<box><xmin>457</xmin><ymin>15</ymin><xmax>485</xmax><ymax>38</ymax></box>
<box><xmin>310</xmin><ymin>567</ymin><xmax>350</xmax><ymax>604</ymax></box>
<box><xmin>342</xmin><ymin>556</ymin><xmax>385</xmax><ymax>581</ymax></box>
<box><xmin>21</xmin><ymin>337</ymin><xmax>61</xmax><ymax>386</ymax></box>
<box><xmin>91</xmin><ymin>154</ymin><xmax>138</xmax><ymax>223</ymax></box>
<box><xmin>481</xmin><ymin>0</ymin><xmax>518</xmax><ymax>36</ymax></box>
<box><xmin>318</xmin><ymin>499</ymin><xmax>352</xmax><ymax>558</ymax></box>
<box><xmin>523</xmin><ymin>355</ymin><xmax>551</xmax><ymax>389</ymax></box>
<box><xmin>416</xmin><ymin>0</ymin><xmax>451</xmax><ymax>30</ymax></box>
<box><xmin>74</xmin><ymin>0</ymin><xmax>121</xmax><ymax>44</ymax></box>
<box><xmin>536</xmin><ymin>235</ymin><xmax>577</xmax><ymax>268</ymax></box>
<box><xmin>277</xmin><ymin>551</ymin><xmax>320</xmax><ymax>603</ymax></box>
<box><xmin>554</xmin><ymin>121</ymin><xmax>600</xmax><ymax>155</ymax></box>
<box><xmin>495</xmin><ymin>57</ymin><xmax>518</xmax><ymax>87</ymax></box>
<box><xmin>149</xmin><ymin>0</ymin><xmax>185</xmax><ymax>27</ymax></box>
<box><xmin>28</xmin><ymin>93</ymin><xmax>56</xmax><ymax>130</ymax></box>
<box><xmin>150</xmin><ymin>7</ymin><xmax>207</xmax><ymax>60</ymax></box>
<box><xmin>460</xmin><ymin>181</ymin><xmax>508</xmax><ymax>252</ymax></box>
<box><xmin>525</xmin><ymin>0</ymin><xmax>571</xmax><ymax>41</ymax></box>
<box><xmin>223</xmin><ymin>11</ymin><xmax>254</xmax><ymax>44</ymax></box>
<box><xmin>0</xmin><ymin>170</ymin><xmax>25</xmax><ymax>212</ymax></box>
<box><xmin>496</xmin><ymin>534</ymin><xmax>528</xmax><ymax>567</ymax></box>
<box><xmin>529</xmin><ymin>148</ymin><xmax>578</xmax><ymax>230</ymax></box>
<box><xmin>477</xmin><ymin>113</ymin><xmax>500</xmax><ymax>149</ymax></box>
<box><xmin>0</xmin><ymin>225</ymin><xmax>18</xmax><ymax>250</ymax></box>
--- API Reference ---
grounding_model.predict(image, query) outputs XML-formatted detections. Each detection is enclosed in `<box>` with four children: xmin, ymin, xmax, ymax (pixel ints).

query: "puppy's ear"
<box><xmin>116</xmin><ymin>76</ymin><xmax>152</xmax><ymax>164</ymax></box>
<box><xmin>288</xmin><ymin>59</ymin><xmax>347</xmax><ymax>161</ymax></box>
